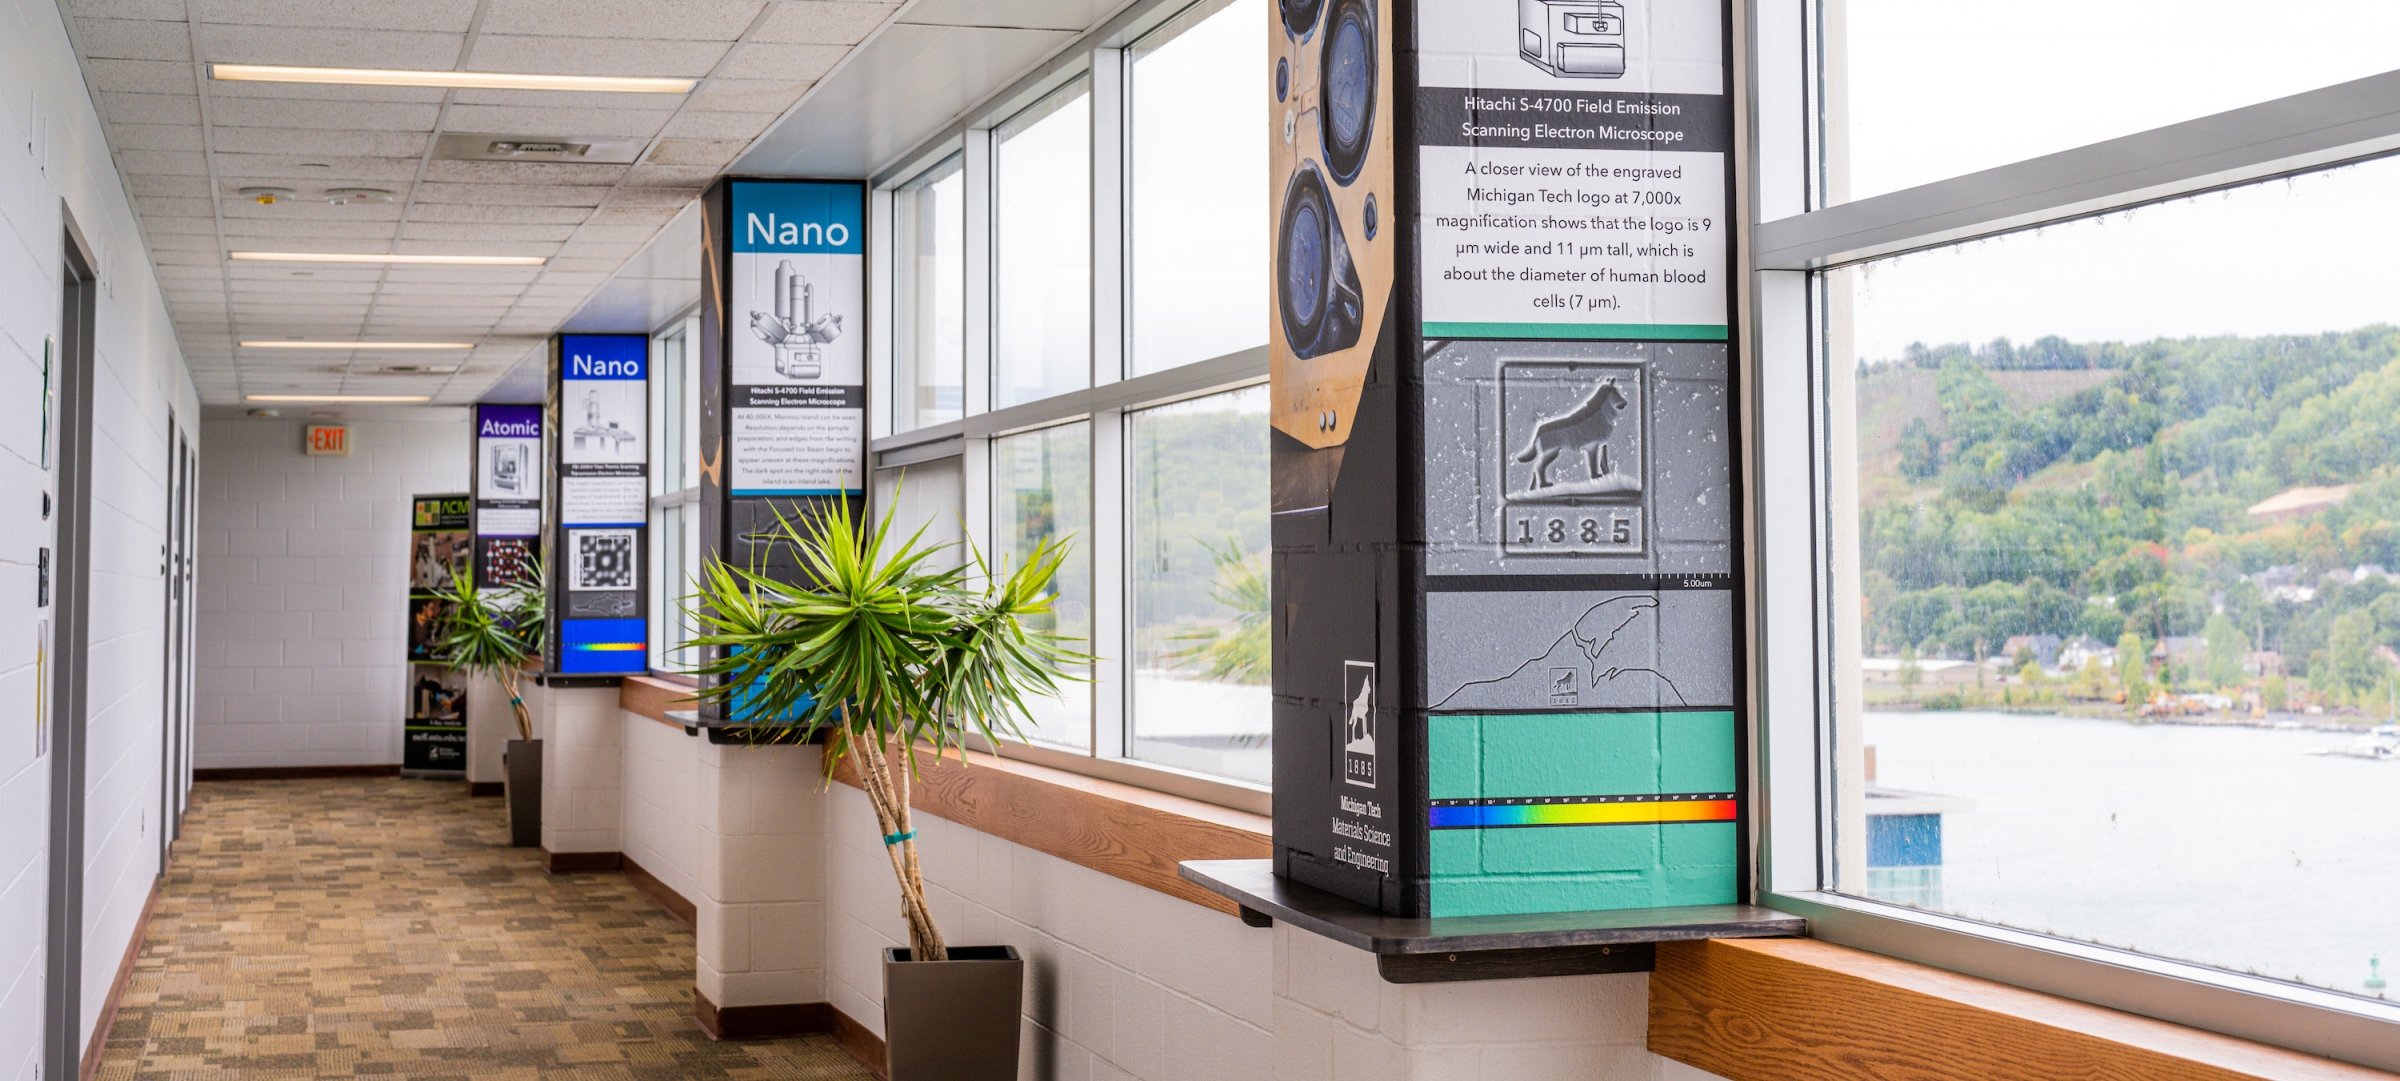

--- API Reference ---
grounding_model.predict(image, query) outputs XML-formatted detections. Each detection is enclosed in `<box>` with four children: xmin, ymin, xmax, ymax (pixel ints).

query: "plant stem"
<box><xmin>498</xmin><ymin>667</ymin><xmax>532</xmax><ymax>741</ymax></box>
<box><xmin>854</xmin><ymin>730</ymin><xmax>945</xmax><ymax>962</ymax></box>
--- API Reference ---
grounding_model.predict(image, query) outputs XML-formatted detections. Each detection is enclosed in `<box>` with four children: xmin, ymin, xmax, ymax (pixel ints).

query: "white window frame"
<box><xmin>648</xmin><ymin>309</ymin><xmax>702</xmax><ymax>679</ymax></box>
<box><xmin>870</xmin><ymin>0</ymin><xmax>1271</xmax><ymax>815</ymax></box>
<box><xmin>1749</xmin><ymin>0</ymin><xmax>2400</xmax><ymax>1068</ymax></box>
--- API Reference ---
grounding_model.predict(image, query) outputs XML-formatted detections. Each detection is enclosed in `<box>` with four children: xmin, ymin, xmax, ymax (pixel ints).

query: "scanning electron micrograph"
<box><xmin>569</xmin><ymin>529</ymin><xmax>637</xmax><ymax>592</ymax></box>
<box><xmin>1424</xmin><ymin>588</ymin><xmax>1735</xmax><ymax>711</ymax></box>
<box><xmin>1422</xmin><ymin>339</ymin><xmax>1732</xmax><ymax>578</ymax></box>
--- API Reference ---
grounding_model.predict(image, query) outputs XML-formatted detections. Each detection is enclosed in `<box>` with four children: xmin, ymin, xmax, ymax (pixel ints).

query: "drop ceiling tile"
<box><xmin>412</xmin><ymin>182</ymin><xmax>610</xmax><ymax>207</ymax></box>
<box><xmin>230</xmin><ymin>269</ymin><xmax>386</xmax><ymax>284</ymax></box>
<box><xmin>116</xmin><ymin>148</ymin><xmax>208</xmax><ymax>174</ymax></box>
<box><xmin>585</xmin><ymin>205</ymin><xmax>680</xmax><ymax>227</ymax></box>
<box><xmin>753</xmin><ymin>1</ymin><xmax>895</xmax><ymax>45</ymax></box>
<box><xmin>207</xmin><ymin>96</ymin><xmax>440</xmax><ymax>131</ymax></box>
<box><xmin>374</xmin><ymin>281</ymin><xmax>524</xmax><ymax>296</ymax></box>
<box><xmin>204</xmin><ymin>79</ymin><xmax>447</xmax><ymax>103</ymax></box>
<box><xmin>391</xmin><ymin>238</ymin><xmax>560</xmax><ymax>257</ymax></box>
<box><xmin>87</xmin><ymin>58</ymin><xmax>195</xmax><ymax>95</ymax></box>
<box><xmin>464</xmin><ymin>34</ymin><xmax>730</xmax><ymax>78</ymax></box>
<box><xmin>129</xmin><ymin>173</ymin><xmax>210</xmax><ymax>197</ymax></box>
<box><xmin>660</xmin><ymin>110</ymin><xmax>778</xmax><ymax>140</ymax></box>
<box><xmin>146</xmin><ymin>232</ymin><xmax>220</xmax><ymax>250</ymax></box>
<box><xmin>642</xmin><ymin>137</ymin><xmax>746</xmax><ymax>168</ymax></box>
<box><xmin>219</xmin><ymin>199</ymin><xmax>406</xmax><ymax>222</ymax></box>
<box><xmin>136</xmin><ymin>195</ymin><xmax>214</xmax><ymax>216</ymax></box>
<box><xmin>897</xmin><ymin>0</ymin><xmax>1111</xmax><ymax>31</ymax></box>
<box><xmin>528</xmin><ymin>271</ymin><xmax>608</xmax><ymax>286</ymax></box>
<box><xmin>480</xmin><ymin>0</ymin><xmax>765</xmax><ymax>41</ymax></box>
<box><xmin>212</xmin><ymin>153</ymin><xmax>423</xmax><ymax>181</ymax></box>
<box><xmin>112</xmin><ymin>122</ymin><xmax>205</xmax><ymax>152</ymax></box>
<box><xmin>543</xmin><ymin>257</ymin><xmax>624</xmax><ymax>273</ymax></box>
<box><xmin>146</xmin><ymin>217</ymin><xmax>220</xmax><ymax>235</ymax></box>
<box><xmin>69</xmin><ymin>0</ymin><xmax>187</xmax><ymax>20</ymax></box>
<box><xmin>439</xmin><ymin>104</ymin><xmax>672</xmax><ymax>139</ymax></box>
<box><xmin>187</xmin><ymin>0</ymin><xmax>478</xmax><ymax>31</ymax></box>
<box><xmin>406</xmin><ymin>203</ymin><xmax>590</xmax><ymax>225</ymax></box>
<box><xmin>199</xmin><ymin>25</ymin><xmax>464</xmax><ymax>70</ymax></box>
<box><xmin>401</xmin><ymin>222</ymin><xmax>578</xmax><ymax>242</ymax></box>
<box><xmin>440</xmin><ymin>89</ymin><xmax>683</xmax><ymax>113</ymax></box>
<box><xmin>419</xmin><ymin>160</ymin><xmax>631</xmax><ymax>185</ymax></box>
<box><xmin>718</xmin><ymin>42</ymin><xmax>846</xmax><ymax>82</ymax></box>
<box><xmin>76</xmin><ymin>17</ymin><xmax>193</xmax><ymax>60</ymax></box>
<box><xmin>625</xmin><ymin>164</ymin><xmax>720</xmax><ymax>186</ymax></box>
<box><xmin>380</xmin><ymin>267</ymin><xmax>544</xmax><ymax>283</ymax></box>
<box><xmin>219</xmin><ymin>218</ymin><xmax>400</xmax><ymax>239</ymax></box>
<box><xmin>564</xmin><ymin>223</ymin><xmax>658</xmax><ymax>244</ymax></box>
<box><xmin>684</xmin><ymin>77</ymin><xmax>808</xmax><ymax>113</ymax></box>
<box><xmin>97</xmin><ymin>91</ymin><xmax>201</xmax><ymax>124</ymax></box>
<box><xmin>209</xmin><ymin>126</ymin><xmax>430</xmax><ymax>157</ymax></box>
<box><xmin>606</xmin><ymin>186</ymin><xmax>703</xmax><ymax>208</ymax></box>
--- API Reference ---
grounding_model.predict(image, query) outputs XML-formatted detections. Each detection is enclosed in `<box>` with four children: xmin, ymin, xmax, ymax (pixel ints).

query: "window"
<box><xmin>649</xmin><ymin>313</ymin><xmax>702</xmax><ymax>674</ymax></box>
<box><xmin>864</xmin><ymin>0</ymin><xmax>1271</xmax><ymax>810</ymax></box>
<box><xmin>1128</xmin><ymin>386</ymin><xmax>1270</xmax><ymax>783</ymax></box>
<box><xmin>1818</xmin><ymin>1</ymin><xmax>2400</xmax><ymax>203</ymax></box>
<box><xmin>994</xmin><ymin>81</ymin><xmax>1093</xmax><ymax>407</ymax></box>
<box><xmin>1762</xmin><ymin>0</ymin><xmax>2400</xmax><ymax>1064</ymax></box>
<box><xmin>894</xmin><ymin>154</ymin><xmax>965</xmax><ymax>430</ymax></box>
<box><xmin>992</xmin><ymin>422</ymin><xmax>1095</xmax><ymax>750</ymax></box>
<box><xmin>1127</xmin><ymin>0</ymin><xmax>1265</xmax><ymax>374</ymax></box>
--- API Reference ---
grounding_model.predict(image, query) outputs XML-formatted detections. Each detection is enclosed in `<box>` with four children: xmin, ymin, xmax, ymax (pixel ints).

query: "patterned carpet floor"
<box><xmin>98</xmin><ymin>777</ymin><xmax>870</xmax><ymax>1080</ymax></box>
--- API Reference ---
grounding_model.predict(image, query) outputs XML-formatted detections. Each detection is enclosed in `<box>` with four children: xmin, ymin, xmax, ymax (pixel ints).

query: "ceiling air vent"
<box><xmin>433</xmin><ymin>132</ymin><xmax>646</xmax><ymax>164</ymax></box>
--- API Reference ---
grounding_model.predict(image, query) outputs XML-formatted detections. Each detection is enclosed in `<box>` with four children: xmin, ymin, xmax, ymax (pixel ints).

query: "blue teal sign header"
<box><xmin>731</xmin><ymin>179</ymin><xmax>864</xmax><ymax>255</ymax></box>
<box><xmin>561</xmin><ymin>334</ymin><xmax>647</xmax><ymax>380</ymax></box>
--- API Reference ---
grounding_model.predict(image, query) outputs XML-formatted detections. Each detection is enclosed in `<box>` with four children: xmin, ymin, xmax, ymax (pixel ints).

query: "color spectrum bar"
<box><xmin>1429</xmin><ymin>798</ymin><xmax>1737</xmax><ymax>829</ymax></box>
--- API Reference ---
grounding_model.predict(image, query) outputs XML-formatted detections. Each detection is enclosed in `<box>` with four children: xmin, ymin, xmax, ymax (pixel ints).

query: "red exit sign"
<box><xmin>304</xmin><ymin>424</ymin><xmax>349</xmax><ymax>457</ymax></box>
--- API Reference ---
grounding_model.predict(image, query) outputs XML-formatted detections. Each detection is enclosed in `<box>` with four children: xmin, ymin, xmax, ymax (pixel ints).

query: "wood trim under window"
<box><xmin>828</xmin><ymin>748</ymin><xmax>1270</xmax><ymax>916</ymax></box>
<box><xmin>1648</xmin><ymin>938</ymin><xmax>2390</xmax><ymax>1081</ymax></box>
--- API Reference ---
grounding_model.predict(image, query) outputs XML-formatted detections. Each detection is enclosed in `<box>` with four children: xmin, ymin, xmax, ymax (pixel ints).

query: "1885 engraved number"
<box><xmin>1503</xmin><ymin>509</ymin><xmax>1640</xmax><ymax>555</ymax></box>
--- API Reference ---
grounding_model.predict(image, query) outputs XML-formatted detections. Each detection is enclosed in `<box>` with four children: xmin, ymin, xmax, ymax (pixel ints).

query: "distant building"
<box><xmin>2155</xmin><ymin>636</ymin><xmax>2207</xmax><ymax>672</ymax></box>
<box><xmin>2245</xmin><ymin>484</ymin><xmax>2354</xmax><ymax>524</ymax></box>
<box><xmin>2247</xmin><ymin>649</ymin><xmax>2285</xmax><ymax>678</ymax></box>
<box><xmin>2002</xmin><ymin>634</ymin><xmax>2063</xmax><ymax>668</ymax></box>
<box><xmin>1860</xmin><ymin>656</ymin><xmax>1979</xmax><ymax>691</ymax></box>
<box><xmin>2249</xmin><ymin>564</ymin><xmax>2318</xmax><ymax>604</ymax></box>
<box><xmin>2355</xmin><ymin>564</ymin><xmax>2397</xmax><ymax>584</ymax></box>
<box><xmin>2060</xmin><ymin>635</ymin><xmax>2115</xmax><ymax>670</ymax></box>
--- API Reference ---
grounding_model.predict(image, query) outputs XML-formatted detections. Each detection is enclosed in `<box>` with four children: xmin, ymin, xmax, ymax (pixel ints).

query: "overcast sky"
<box><xmin>1831</xmin><ymin>0</ymin><xmax>2400</xmax><ymax>364</ymax></box>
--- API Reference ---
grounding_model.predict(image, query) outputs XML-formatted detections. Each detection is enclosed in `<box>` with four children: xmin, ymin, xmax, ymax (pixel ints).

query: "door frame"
<box><xmin>44</xmin><ymin>206</ymin><xmax>100</xmax><ymax>1081</ymax></box>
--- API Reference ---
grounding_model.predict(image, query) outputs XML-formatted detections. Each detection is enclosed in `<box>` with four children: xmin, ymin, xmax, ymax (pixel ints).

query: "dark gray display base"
<box><xmin>1179</xmin><ymin>859</ymin><xmax>1804</xmax><ymax>983</ymax></box>
<box><xmin>672</xmin><ymin>710</ymin><xmax>831</xmax><ymax>746</ymax></box>
<box><xmin>533</xmin><ymin>673</ymin><xmax>625</xmax><ymax>688</ymax></box>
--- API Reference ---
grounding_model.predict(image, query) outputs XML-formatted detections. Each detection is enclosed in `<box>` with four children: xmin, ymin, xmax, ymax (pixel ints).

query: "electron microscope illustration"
<box><xmin>748</xmin><ymin>258</ymin><xmax>844</xmax><ymax>380</ymax></box>
<box><xmin>1518</xmin><ymin>0</ymin><xmax>1629</xmax><ymax>79</ymax></box>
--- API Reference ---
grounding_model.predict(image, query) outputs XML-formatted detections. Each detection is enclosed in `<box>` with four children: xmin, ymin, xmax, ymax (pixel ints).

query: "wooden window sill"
<box><xmin>1649</xmin><ymin>937</ymin><xmax>2388</xmax><ymax>1080</ymax></box>
<box><xmin>827</xmin><ymin>749</ymin><xmax>1271</xmax><ymax>916</ymax></box>
<box><xmin>619</xmin><ymin>674</ymin><xmax>696</xmax><ymax>730</ymax></box>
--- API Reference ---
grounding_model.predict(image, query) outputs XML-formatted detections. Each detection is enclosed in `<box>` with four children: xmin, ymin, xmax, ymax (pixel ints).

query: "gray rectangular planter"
<box><xmin>504</xmin><ymin>738</ymin><xmax>542</xmax><ymax>848</ymax></box>
<box><xmin>882</xmin><ymin>945</ymin><xmax>1022</xmax><ymax>1081</ymax></box>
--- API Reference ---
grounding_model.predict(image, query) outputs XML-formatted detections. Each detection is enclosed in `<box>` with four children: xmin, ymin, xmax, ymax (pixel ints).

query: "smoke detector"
<box><xmin>432</xmin><ymin>131</ymin><xmax>645</xmax><ymax>164</ymax></box>
<box><xmin>325</xmin><ymin>188</ymin><xmax>395</xmax><ymax>206</ymax></box>
<box><xmin>239</xmin><ymin>186</ymin><xmax>299</xmax><ymax>206</ymax></box>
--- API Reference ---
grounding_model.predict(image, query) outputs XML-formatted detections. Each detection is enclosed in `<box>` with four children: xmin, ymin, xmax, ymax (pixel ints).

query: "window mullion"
<box><xmin>1090</xmin><ymin>408</ymin><xmax>1128</xmax><ymax>759</ymax></box>
<box><xmin>1092</xmin><ymin>46</ymin><xmax>1127</xmax><ymax>390</ymax></box>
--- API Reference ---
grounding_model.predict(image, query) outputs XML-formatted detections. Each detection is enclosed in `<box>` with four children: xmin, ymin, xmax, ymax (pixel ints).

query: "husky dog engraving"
<box><xmin>1512</xmin><ymin>377</ymin><xmax>1630</xmax><ymax>491</ymax></box>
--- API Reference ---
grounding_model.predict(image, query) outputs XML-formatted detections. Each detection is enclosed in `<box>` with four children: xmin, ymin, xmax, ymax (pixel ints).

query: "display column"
<box><xmin>403</xmin><ymin>493</ymin><xmax>472</xmax><ymax>777</ymax></box>
<box><xmin>545</xmin><ymin>333</ymin><xmax>651</xmax><ymax>677</ymax></box>
<box><xmin>467</xmin><ymin>403</ymin><xmax>543</xmax><ymax>789</ymax></box>
<box><xmin>1269</xmin><ymin>0</ymin><xmax>1745</xmax><ymax>918</ymax></box>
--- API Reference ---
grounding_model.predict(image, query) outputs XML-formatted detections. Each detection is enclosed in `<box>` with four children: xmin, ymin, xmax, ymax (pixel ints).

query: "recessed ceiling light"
<box><xmin>228</xmin><ymin>251</ymin><xmax>546</xmax><ymax>266</ymax></box>
<box><xmin>209</xmin><ymin>63</ymin><xmax>695</xmax><ymax>95</ymax></box>
<box><xmin>245</xmin><ymin>394</ymin><xmax>433</xmax><ymax>403</ymax></box>
<box><xmin>241</xmin><ymin>340</ymin><xmax>475</xmax><ymax>350</ymax></box>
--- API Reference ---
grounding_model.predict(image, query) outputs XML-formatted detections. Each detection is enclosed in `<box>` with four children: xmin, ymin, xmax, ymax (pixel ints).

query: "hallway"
<box><xmin>94</xmin><ymin>779</ymin><xmax>868</xmax><ymax>1081</ymax></box>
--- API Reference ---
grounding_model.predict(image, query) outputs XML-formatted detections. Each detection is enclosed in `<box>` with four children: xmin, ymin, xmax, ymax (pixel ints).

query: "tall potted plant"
<box><xmin>684</xmin><ymin>500</ymin><xmax>1081</xmax><ymax>1081</ymax></box>
<box><xmin>431</xmin><ymin>564</ymin><xmax>546</xmax><ymax>847</ymax></box>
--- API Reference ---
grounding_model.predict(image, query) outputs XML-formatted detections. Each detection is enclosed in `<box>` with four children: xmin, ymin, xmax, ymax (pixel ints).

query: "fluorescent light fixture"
<box><xmin>229</xmin><ymin>251</ymin><xmax>548</xmax><ymax>266</ymax></box>
<box><xmin>245</xmin><ymin>394</ymin><xmax>433</xmax><ymax>403</ymax></box>
<box><xmin>210</xmin><ymin>63</ymin><xmax>695</xmax><ymax>94</ymax></box>
<box><xmin>241</xmin><ymin>340</ymin><xmax>475</xmax><ymax>350</ymax></box>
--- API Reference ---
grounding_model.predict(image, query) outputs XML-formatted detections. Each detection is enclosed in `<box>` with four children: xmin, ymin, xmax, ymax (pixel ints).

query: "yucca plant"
<box><xmin>429</xmin><ymin>563</ymin><xmax>546</xmax><ymax>741</ymax></box>
<box><xmin>683</xmin><ymin>499</ymin><xmax>1083</xmax><ymax>962</ymax></box>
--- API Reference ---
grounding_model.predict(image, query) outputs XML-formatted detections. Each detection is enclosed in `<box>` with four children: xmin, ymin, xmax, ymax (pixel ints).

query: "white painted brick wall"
<box><xmin>527</xmin><ymin>681</ymin><xmax>625</xmax><ymax>854</ymax></box>
<box><xmin>0</xmin><ymin>0</ymin><xmax>206</xmax><ymax>1068</ymax></box>
<box><xmin>192</xmin><ymin>414</ymin><xmax>467</xmax><ymax>770</ymax></box>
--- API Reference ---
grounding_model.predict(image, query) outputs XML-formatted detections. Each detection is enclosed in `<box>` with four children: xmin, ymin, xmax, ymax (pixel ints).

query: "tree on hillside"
<box><xmin>1898</xmin><ymin>645</ymin><xmax>1923</xmax><ymax>697</ymax></box>
<box><xmin>2323</xmin><ymin>610</ymin><xmax>2380</xmax><ymax>702</ymax></box>
<box><xmin>1898</xmin><ymin>417</ymin><xmax>1942</xmax><ymax>480</ymax></box>
<box><xmin>2118</xmin><ymin>632</ymin><xmax>2150</xmax><ymax>711</ymax></box>
<box><xmin>2203</xmin><ymin>613</ymin><xmax>2250</xmax><ymax>689</ymax></box>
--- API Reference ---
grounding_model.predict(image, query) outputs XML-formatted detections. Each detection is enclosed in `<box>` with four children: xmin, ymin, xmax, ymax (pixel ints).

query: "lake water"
<box><xmin>1863</xmin><ymin>710</ymin><xmax>2399</xmax><ymax>1000</ymax></box>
